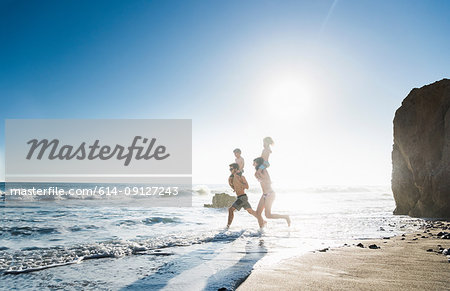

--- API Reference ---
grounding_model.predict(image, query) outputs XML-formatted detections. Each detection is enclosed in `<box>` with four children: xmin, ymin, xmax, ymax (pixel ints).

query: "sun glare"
<box><xmin>264</xmin><ymin>75</ymin><xmax>313</xmax><ymax>121</ymax></box>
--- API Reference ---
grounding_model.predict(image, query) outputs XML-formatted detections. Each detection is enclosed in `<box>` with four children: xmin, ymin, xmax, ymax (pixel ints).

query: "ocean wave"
<box><xmin>0</xmin><ymin>229</ymin><xmax>250</xmax><ymax>275</ymax></box>
<box><xmin>67</xmin><ymin>225</ymin><xmax>101</xmax><ymax>232</ymax></box>
<box><xmin>116</xmin><ymin>220</ymin><xmax>139</xmax><ymax>226</ymax></box>
<box><xmin>192</xmin><ymin>185</ymin><xmax>211</xmax><ymax>195</ymax></box>
<box><xmin>115</xmin><ymin>217</ymin><xmax>181</xmax><ymax>227</ymax></box>
<box><xmin>142</xmin><ymin>217</ymin><xmax>181</xmax><ymax>225</ymax></box>
<box><xmin>0</xmin><ymin>226</ymin><xmax>60</xmax><ymax>236</ymax></box>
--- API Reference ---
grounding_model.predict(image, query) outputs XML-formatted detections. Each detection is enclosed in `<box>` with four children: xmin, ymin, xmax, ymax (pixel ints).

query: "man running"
<box><xmin>227</xmin><ymin>163</ymin><xmax>265</xmax><ymax>228</ymax></box>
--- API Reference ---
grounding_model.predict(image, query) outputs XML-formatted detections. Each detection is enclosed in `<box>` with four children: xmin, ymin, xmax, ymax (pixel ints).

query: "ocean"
<box><xmin>0</xmin><ymin>183</ymin><xmax>421</xmax><ymax>290</ymax></box>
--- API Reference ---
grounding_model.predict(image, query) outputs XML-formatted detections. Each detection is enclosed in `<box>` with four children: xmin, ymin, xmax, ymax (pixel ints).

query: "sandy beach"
<box><xmin>238</xmin><ymin>221</ymin><xmax>450</xmax><ymax>291</ymax></box>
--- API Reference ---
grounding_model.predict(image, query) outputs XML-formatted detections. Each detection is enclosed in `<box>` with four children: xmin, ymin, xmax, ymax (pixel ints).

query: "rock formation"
<box><xmin>392</xmin><ymin>79</ymin><xmax>450</xmax><ymax>218</ymax></box>
<box><xmin>204</xmin><ymin>193</ymin><xmax>236</xmax><ymax>208</ymax></box>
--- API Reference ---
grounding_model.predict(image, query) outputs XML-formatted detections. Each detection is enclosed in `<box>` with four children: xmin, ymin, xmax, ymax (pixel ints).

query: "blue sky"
<box><xmin>1</xmin><ymin>0</ymin><xmax>449</xmax><ymax>185</ymax></box>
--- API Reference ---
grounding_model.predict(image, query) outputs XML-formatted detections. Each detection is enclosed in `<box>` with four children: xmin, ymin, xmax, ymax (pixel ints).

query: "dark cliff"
<box><xmin>392</xmin><ymin>79</ymin><xmax>450</xmax><ymax>218</ymax></box>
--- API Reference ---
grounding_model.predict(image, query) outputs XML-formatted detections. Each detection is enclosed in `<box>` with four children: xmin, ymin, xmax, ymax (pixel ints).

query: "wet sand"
<box><xmin>238</xmin><ymin>221</ymin><xmax>450</xmax><ymax>291</ymax></box>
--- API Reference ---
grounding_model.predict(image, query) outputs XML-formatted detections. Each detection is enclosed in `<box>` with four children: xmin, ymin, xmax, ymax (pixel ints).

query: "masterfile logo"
<box><xmin>6</xmin><ymin>119</ymin><xmax>191</xmax><ymax>180</ymax></box>
<box><xmin>25</xmin><ymin>136</ymin><xmax>170</xmax><ymax>166</ymax></box>
<box><xmin>4</xmin><ymin>119</ymin><xmax>192</xmax><ymax>206</ymax></box>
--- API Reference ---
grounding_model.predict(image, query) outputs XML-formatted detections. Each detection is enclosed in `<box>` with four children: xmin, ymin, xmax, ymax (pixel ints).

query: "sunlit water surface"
<box><xmin>0</xmin><ymin>184</ymin><xmax>421</xmax><ymax>290</ymax></box>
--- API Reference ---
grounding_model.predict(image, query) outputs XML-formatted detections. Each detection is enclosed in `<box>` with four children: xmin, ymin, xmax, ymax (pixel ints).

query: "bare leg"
<box><xmin>227</xmin><ymin>207</ymin><xmax>235</xmax><ymax>228</ymax></box>
<box><xmin>264</xmin><ymin>193</ymin><xmax>291</xmax><ymax>226</ymax></box>
<box><xmin>256</xmin><ymin>196</ymin><xmax>265</xmax><ymax>216</ymax></box>
<box><xmin>256</xmin><ymin>196</ymin><xmax>267</xmax><ymax>227</ymax></box>
<box><xmin>246</xmin><ymin>208</ymin><xmax>265</xmax><ymax>228</ymax></box>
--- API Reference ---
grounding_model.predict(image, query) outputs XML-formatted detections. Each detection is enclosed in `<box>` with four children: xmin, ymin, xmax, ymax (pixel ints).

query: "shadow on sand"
<box><xmin>120</xmin><ymin>231</ymin><xmax>267</xmax><ymax>291</ymax></box>
<box><xmin>204</xmin><ymin>239</ymin><xmax>267</xmax><ymax>291</ymax></box>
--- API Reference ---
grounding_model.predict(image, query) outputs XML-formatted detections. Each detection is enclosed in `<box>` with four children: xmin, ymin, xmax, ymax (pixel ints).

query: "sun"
<box><xmin>264</xmin><ymin>75</ymin><xmax>313</xmax><ymax>121</ymax></box>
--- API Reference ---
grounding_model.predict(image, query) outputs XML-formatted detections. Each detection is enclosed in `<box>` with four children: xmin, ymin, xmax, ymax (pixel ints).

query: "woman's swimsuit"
<box><xmin>262</xmin><ymin>191</ymin><xmax>275</xmax><ymax>200</ymax></box>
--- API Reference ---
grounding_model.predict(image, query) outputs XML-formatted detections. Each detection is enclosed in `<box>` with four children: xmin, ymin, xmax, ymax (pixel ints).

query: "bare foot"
<box><xmin>286</xmin><ymin>216</ymin><xmax>291</xmax><ymax>227</ymax></box>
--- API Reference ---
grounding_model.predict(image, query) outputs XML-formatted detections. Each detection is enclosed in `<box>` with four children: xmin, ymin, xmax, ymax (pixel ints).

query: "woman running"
<box><xmin>254</xmin><ymin>157</ymin><xmax>290</xmax><ymax>226</ymax></box>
